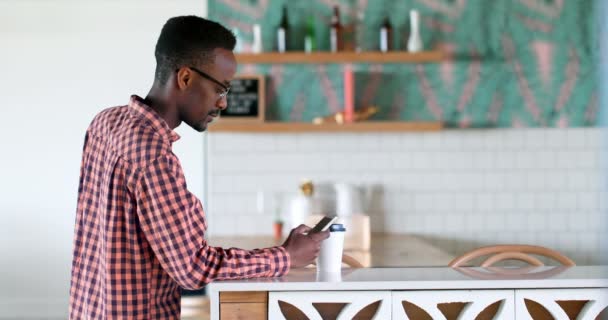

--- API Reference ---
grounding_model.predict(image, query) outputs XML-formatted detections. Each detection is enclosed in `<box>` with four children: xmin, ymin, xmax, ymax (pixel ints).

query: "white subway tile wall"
<box><xmin>205</xmin><ymin>128</ymin><xmax>608</xmax><ymax>265</ymax></box>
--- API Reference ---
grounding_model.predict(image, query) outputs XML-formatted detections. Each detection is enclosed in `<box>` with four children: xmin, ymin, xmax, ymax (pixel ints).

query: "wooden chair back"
<box><xmin>448</xmin><ymin>244</ymin><xmax>575</xmax><ymax>268</ymax></box>
<box><xmin>342</xmin><ymin>253</ymin><xmax>364</xmax><ymax>268</ymax></box>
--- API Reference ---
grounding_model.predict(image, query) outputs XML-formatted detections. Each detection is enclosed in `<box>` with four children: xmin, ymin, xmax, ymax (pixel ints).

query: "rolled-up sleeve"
<box><xmin>134</xmin><ymin>153</ymin><xmax>290</xmax><ymax>289</ymax></box>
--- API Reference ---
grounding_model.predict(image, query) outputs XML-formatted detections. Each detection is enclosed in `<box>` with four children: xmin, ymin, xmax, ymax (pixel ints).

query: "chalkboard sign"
<box><xmin>220</xmin><ymin>74</ymin><xmax>265</xmax><ymax>122</ymax></box>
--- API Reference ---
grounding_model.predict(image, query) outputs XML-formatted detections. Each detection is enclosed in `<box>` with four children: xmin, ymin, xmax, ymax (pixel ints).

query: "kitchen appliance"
<box><xmin>305</xmin><ymin>182</ymin><xmax>371</xmax><ymax>251</ymax></box>
<box><xmin>288</xmin><ymin>180</ymin><xmax>321</xmax><ymax>230</ymax></box>
<box><xmin>334</xmin><ymin>182</ymin><xmax>366</xmax><ymax>216</ymax></box>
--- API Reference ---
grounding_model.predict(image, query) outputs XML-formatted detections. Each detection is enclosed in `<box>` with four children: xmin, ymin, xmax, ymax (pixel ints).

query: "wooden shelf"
<box><xmin>235</xmin><ymin>51</ymin><xmax>443</xmax><ymax>64</ymax></box>
<box><xmin>208</xmin><ymin>121</ymin><xmax>442</xmax><ymax>133</ymax></box>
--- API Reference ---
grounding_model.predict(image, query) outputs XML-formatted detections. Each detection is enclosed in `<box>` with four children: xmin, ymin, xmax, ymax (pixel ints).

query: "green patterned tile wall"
<box><xmin>209</xmin><ymin>0</ymin><xmax>598</xmax><ymax>127</ymax></box>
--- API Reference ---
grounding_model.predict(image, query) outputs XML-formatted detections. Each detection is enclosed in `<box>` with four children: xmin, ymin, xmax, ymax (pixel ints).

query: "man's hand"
<box><xmin>281</xmin><ymin>224</ymin><xmax>331</xmax><ymax>268</ymax></box>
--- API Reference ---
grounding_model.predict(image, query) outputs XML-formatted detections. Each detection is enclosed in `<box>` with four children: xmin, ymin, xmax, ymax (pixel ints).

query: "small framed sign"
<box><xmin>219</xmin><ymin>74</ymin><xmax>265</xmax><ymax>122</ymax></box>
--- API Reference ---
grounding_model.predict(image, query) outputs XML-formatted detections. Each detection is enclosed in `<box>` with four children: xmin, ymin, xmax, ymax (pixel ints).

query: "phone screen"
<box><xmin>309</xmin><ymin>216</ymin><xmax>337</xmax><ymax>234</ymax></box>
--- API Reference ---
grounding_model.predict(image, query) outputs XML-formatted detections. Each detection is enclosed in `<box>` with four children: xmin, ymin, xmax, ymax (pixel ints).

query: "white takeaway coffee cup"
<box><xmin>316</xmin><ymin>224</ymin><xmax>346</xmax><ymax>274</ymax></box>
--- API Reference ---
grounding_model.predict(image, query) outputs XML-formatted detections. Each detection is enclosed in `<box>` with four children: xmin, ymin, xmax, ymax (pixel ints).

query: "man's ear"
<box><xmin>175</xmin><ymin>68</ymin><xmax>192</xmax><ymax>91</ymax></box>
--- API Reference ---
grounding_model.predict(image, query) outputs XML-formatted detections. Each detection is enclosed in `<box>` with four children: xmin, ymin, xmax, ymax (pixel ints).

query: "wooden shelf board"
<box><xmin>208</xmin><ymin>121</ymin><xmax>442</xmax><ymax>133</ymax></box>
<box><xmin>235</xmin><ymin>51</ymin><xmax>443</xmax><ymax>64</ymax></box>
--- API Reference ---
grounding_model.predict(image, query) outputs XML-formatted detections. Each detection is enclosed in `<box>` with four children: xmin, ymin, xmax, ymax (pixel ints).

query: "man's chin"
<box><xmin>190</xmin><ymin>121</ymin><xmax>208</xmax><ymax>132</ymax></box>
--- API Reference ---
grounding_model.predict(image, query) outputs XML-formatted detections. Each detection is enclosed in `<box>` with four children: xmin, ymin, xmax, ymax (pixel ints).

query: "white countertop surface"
<box><xmin>209</xmin><ymin>266</ymin><xmax>608</xmax><ymax>293</ymax></box>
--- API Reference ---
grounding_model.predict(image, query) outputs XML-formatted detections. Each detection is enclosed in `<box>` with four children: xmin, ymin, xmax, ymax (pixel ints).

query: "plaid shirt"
<box><xmin>69</xmin><ymin>96</ymin><xmax>290</xmax><ymax>319</ymax></box>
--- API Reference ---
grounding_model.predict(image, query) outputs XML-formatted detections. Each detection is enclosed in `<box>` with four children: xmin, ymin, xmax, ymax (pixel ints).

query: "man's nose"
<box><xmin>216</xmin><ymin>96</ymin><xmax>228</xmax><ymax>110</ymax></box>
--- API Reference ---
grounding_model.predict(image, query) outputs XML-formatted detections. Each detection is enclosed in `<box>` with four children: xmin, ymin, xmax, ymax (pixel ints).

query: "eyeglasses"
<box><xmin>185</xmin><ymin>66</ymin><xmax>231</xmax><ymax>99</ymax></box>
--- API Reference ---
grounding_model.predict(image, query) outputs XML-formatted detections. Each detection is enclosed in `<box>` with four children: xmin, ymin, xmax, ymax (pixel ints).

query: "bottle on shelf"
<box><xmin>232</xmin><ymin>28</ymin><xmax>243</xmax><ymax>53</ymax></box>
<box><xmin>407</xmin><ymin>10</ymin><xmax>423</xmax><ymax>52</ymax></box>
<box><xmin>379</xmin><ymin>16</ymin><xmax>393</xmax><ymax>52</ymax></box>
<box><xmin>276</xmin><ymin>5</ymin><xmax>289</xmax><ymax>53</ymax></box>
<box><xmin>354</xmin><ymin>9</ymin><xmax>366</xmax><ymax>52</ymax></box>
<box><xmin>330</xmin><ymin>6</ymin><xmax>343</xmax><ymax>52</ymax></box>
<box><xmin>252</xmin><ymin>24</ymin><xmax>263</xmax><ymax>53</ymax></box>
<box><xmin>304</xmin><ymin>15</ymin><xmax>316</xmax><ymax>53</ymax></box>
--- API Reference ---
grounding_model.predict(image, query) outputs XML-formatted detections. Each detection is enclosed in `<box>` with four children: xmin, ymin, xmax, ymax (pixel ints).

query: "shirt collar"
<box><xmin>128</xmin><ymin>95</ymin><xmax>180</xmax><ymax>143</ymax></box>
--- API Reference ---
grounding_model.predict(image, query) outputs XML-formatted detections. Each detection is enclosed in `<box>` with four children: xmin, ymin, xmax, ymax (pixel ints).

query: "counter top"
<box><xmin>207</xmin><ymin>233</ymin><xmax>454</xmax><ymax>267</ymax></box>
<box><xmin>209</xmin><ymin>266</ymin><xmax>608</xmax><ymax>293</ymax></box>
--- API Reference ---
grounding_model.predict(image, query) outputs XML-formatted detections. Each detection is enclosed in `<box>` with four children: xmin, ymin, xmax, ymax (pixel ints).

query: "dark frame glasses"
<box><xmin>178</xmin><ymin>66</ymin><xmax>231</xmax><ymax>98</ymax></box>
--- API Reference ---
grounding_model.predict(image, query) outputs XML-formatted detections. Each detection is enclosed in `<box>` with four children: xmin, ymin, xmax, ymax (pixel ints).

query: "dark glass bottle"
<box><xmin>330</xmin><ymin>6</ymin><xmax>343</xmax><ymax>52</ymax></box>
<box><xmin>277</xmin><ymin>6</ymin><xmax>289</xmax><ymax>52</ymax></box>
<box><xmin>379</xmin><ymin>16</ymin><xmax>393</xmax><ymax>52</ymax></box>
<box><xmin>304</xmin><ymin>15</ymin><xmax>316</xmax><ymax>53</ymax></box>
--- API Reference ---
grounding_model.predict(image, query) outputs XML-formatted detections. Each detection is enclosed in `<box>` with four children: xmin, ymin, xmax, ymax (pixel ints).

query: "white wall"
<box><xmin>0</xmin><ymin>1</ymin><xmax>207</xmax><ymax>318</ymax></box>
<box><xmin>207</xmin><ymin>129</ymin><xmax>608</xmax><ymax>265</ymax></box>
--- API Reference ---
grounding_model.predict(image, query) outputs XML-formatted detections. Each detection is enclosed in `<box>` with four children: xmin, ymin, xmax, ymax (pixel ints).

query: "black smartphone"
<box><xmin>308</xmin><ymin>216</ymin><xmax>338</xmax><ymax>234</ymax></box>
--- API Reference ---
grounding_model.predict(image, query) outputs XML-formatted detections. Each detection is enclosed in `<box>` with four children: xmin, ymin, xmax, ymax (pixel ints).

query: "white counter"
<box><xmin>209</xmin><ymin>266</ymin><xmax>608</xmax><ymax>292</ymax></box>
<box><xmin>209</xmin><ymin>266</ymin><xmax>608</xmax><ymax>320</ymax></box>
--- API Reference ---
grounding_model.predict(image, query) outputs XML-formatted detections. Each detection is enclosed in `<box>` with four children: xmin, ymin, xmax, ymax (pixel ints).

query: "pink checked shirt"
<box><xmin>69</xmin><ymin>96</ymin><xmax>290</xmax><ymax>319</ymax></box>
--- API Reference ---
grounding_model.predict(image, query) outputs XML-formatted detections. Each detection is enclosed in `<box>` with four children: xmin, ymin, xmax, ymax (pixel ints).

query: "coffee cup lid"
<box><xmin>329</xmin><ymin>224</ymin><xmax>346</xmax><ymax>232</ymax></box>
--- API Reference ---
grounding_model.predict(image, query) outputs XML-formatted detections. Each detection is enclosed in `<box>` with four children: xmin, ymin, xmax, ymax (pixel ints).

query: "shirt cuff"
<box><xmin>265</xmin><ymin>246</ymin><xmax>290</xmax><ymax>277</ymax></box>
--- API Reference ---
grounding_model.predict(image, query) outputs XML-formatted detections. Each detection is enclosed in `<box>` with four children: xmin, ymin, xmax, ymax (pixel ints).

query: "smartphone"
<box><xmin>308</xmin><ymin>216</ymin><xmax>338</xmax><ymax>234</ymax></box>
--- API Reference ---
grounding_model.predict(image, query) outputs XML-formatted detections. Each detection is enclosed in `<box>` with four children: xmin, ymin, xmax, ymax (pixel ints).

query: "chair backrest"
<box><xmin>342</xmin><ymin>253</ymin><xmax>364</xmax><ymax>268</ymax></box>
<box><xmin>448</xmin><ymin>244</ymin><xmax>575</xmax><ymax>268</ymax></box>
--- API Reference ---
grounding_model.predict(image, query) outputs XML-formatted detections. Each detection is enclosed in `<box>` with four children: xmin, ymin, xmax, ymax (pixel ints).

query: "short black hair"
<box><xmin>154</xmin><ymin>16</ymin><xmax>236</xmax><ymax>85</ymax></box>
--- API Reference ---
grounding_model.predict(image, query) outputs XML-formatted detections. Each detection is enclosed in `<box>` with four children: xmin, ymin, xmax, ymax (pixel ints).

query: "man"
<box><xmin>69</xmin><ymin>16</ymin><xmax>329</xmax><ymax>319</ymax></box>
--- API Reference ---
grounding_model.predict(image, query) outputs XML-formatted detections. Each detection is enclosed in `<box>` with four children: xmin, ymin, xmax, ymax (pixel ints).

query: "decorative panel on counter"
<box><xmin>269</xmin><ymin>291</ymin><xmax>392</xmax><ymax>320</ymax></box>
<box><xmin>392</xmin><ymin>290</ymin><xmax>515</xmax><ymax>319</ymax></box>
<box><xmin>209</xmin><ymin>0</ymin><xmax>597</xmax><ymax>127</ymax></box>
<box><xmin>514</xmin><ymin>288</ymin><xmax>608</xmax><ymax>319</ymax></box>
<box><xmin>209</xmin><ymin>266</ymin><xmax>608</xmax><ymax>320</ymax></box>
